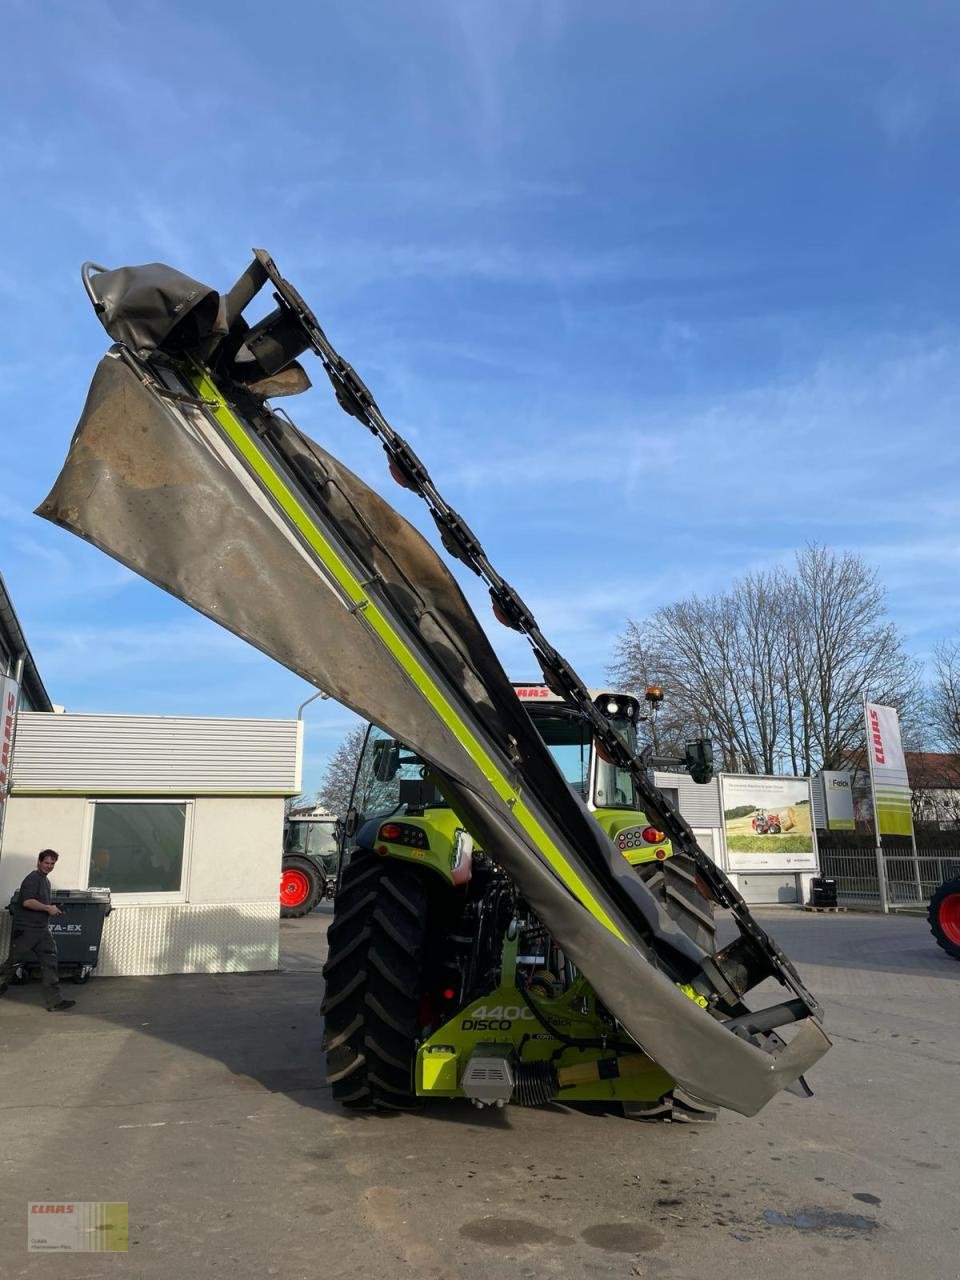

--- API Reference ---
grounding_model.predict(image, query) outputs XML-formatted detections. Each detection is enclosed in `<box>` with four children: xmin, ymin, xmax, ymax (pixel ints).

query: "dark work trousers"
<box><xmin>1</xmin><ymin>928</ymin><xmax>64</xmax><ymax>1009</ymax></box>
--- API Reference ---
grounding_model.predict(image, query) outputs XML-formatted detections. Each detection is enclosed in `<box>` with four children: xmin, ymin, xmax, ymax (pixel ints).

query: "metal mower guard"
<box><xmin>39</xmin><ymin>252</ymin><xmax>830</xmax><ymax>1116</ymax></box>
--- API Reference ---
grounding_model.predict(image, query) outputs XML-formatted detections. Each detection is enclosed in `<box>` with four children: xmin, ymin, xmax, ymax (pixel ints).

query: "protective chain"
<box><xmin>253</xmin><ymin>251</ymin><xmax>821</xmax><ymax>1020</ymax></box>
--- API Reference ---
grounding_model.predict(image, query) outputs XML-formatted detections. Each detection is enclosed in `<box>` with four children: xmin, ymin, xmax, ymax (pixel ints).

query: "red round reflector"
<box><xmin>389</xmin><ymin>460</ymin><xmax>416</xmax><ymax>491</ymax></box>
<box><xmin>376</xmin><ymin>844</ymin><xmax>389</xmax><ymax>854</ymax></box>
<box><xmin>655</xmin><ymin>849</ymin><xmax>667</xmax><ymax>860</ymax></box>
<box><xmin>442</xmin><ymin>987</ymin><xmax>456</xmax><ymax>1000</ymax></box>
<box><xmin>492</xmin><ymin>601</ymin><xmax>515</xmax><ymax>629</ymax></box>
<box><xmin>380</xmin><ymin>823</ymin><xmax>402</xmax><ymax>840</ymax></box>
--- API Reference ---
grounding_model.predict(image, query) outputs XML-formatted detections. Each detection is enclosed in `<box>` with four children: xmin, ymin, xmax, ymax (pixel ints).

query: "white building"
<box><xmin>1</xmin><ymin>711</ymin><xmax>301</xmax><ymax>976</ymax></box>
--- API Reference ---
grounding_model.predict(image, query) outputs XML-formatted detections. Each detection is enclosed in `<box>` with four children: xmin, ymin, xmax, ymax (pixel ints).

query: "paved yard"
<box><xmin>1</xmin><ymin>907</ymin><xmax>958</xmax><ymax>1279</ymax></box>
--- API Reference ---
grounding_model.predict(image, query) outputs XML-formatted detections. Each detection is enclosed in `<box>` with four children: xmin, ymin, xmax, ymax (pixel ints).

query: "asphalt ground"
<box><xmin>1</xmin><ymin>907</ymin><xmax>958</xmax><ymax>1280</ymax></box>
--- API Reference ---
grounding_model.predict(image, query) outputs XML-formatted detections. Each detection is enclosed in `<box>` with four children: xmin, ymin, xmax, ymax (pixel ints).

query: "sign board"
<box><xmin>822</xmin><ymin>770</ymin><xmax>855</xmax><ymax>830</ymax></box>
<box><xmin>864</xmin><ymin>701</ymin><xmax>914</xmax><ymax>838</ymax></box>
<box><xmin>0</xmin><ymin>675</ymin><xmax>20</xmax><ymax>845</ymax></box>
<box><xmin>720</xmin><ymin>772</ymin><xmax>818</xmax><ymax>871</ymax></box>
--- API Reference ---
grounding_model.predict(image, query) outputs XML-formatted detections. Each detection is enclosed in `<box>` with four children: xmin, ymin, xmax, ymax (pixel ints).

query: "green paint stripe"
<box><xmin>12</xmin><ymin>789</ymin><xmax>295</xmax><ymax>798</ymax></box>
<box><xmin>187</xmin><ymin>365</ymin><xmax>625</xmax><ymax>943</ymax></box>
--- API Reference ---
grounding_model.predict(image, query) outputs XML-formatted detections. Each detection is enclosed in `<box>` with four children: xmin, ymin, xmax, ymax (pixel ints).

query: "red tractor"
<box><xmin>752</xmin><ymin>808</ymin><xmax>782</xmax><ymax>835</ymax></box>
<box><xmin>929</xmin><ymin>877</ymin><xmax>960</xmax><ymax>960</ymax></box>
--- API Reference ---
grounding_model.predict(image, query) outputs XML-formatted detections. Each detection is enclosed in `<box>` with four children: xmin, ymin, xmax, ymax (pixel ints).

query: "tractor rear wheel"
<box><xmin>321</xmin><ymin>850</ymin><xmax>429</xmax><ymax>1109</ymax></box>
<box><xmin>638</xmin><ymin>853</ymin><xmax>716</xmax><ymax>952</ymax></box>
<box><xmin>928</xmin><ymin>877</ymin><xmax>960</xmax><ymax>960</ymax></box>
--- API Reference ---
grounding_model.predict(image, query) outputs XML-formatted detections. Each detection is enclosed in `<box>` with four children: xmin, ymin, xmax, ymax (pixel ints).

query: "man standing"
<box><xmin>0</xmin><ymin>849</ymin><xmax>75</xmax><ymax>1011</ymax></box>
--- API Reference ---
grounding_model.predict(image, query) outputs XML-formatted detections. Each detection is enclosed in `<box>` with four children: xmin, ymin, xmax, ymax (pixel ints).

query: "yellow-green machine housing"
<box><xmin>354</xmin><ymin>684</ymin><xmax>689</xmax><ymax>1104</ymax></box>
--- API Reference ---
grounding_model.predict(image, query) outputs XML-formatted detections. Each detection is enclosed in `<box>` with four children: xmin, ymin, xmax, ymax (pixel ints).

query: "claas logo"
<box><xmin>868</xmin><ymin>709</ymin><xmax>885</xmax><ymax>765</ymax></box>
<box><xmin>31</xmin><ymin>1205</ymin><xmax>75</xmax><ymax>1214</ymax></box>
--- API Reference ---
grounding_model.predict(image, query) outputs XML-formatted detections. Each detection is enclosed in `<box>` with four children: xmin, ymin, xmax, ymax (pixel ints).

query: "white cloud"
<box><xmin>874</xmin><ymin>79</ymin><xmax>936</xmax><ymax>144</ymax></box>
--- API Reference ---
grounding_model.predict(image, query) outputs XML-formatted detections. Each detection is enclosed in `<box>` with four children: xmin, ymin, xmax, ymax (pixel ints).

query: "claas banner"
<box><xmin>864</xmin><ymin>702</ymin><xmax>914</xmax><ymax>839</ymax></box>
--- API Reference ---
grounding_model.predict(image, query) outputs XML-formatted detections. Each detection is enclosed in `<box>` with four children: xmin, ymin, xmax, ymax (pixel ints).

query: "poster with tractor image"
<box><xmin>720</xmin><ymin>773</ymin><xmax>818</xmax><ymax>871</ymax></box>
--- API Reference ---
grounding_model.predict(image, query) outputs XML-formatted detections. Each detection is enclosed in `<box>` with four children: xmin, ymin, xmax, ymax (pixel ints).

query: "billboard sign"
<box><xmin>0</xmin><ymin>675</ymin><xmax>20</xmax><ymax>845</ymax></box>
<box><xmin>822</xmin><ymin>770</ymin><xmax>855</xmax><ymax>830</ymax></box>
<box><xmin>720</xmin><ymin>773</ymin><xmax>817</xmax><ymax>871</ymax></box>
<box><xmin>864</xmin><ymin>701</ymin><xmax>914</xmax><ymax>838</ymax></box>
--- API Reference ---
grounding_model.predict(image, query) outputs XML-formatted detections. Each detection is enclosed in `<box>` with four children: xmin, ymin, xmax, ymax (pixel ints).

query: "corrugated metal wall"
<box><xmin>810</xmin><ymin>775</ymin><xmax>827</xmax><ymax>830</ymax></box>
<box><xmin>12</xmin><ymin>713</ymin><xmax>302</xmax><ymax>795</ymax></box>
<box><xmin>653</xmin><ymin>770</ymin><xmax>722</xmax><ymax>827</ymax></box>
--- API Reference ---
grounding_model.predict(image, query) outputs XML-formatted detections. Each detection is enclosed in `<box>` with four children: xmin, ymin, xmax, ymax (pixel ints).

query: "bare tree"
<box><xmin>929</xmin><ymin>640</ymin><xmax>960</xmax><ymax>754</ymax></box>
<box><xmin>610</xmin><ymin>620</ymin><xmax>702</xmax><ymax>758</ymax></box>
<box><xmin>791</xmin><ymin>545</ymin><xmax>918</xmax><ymax>771</ymax></box>
<box><xmin>317</xmin><ymin>724</ymin><xmax>367</xmax><ymax>816</ymax></box>
<box><xmin>611</xmin><ymin>569</ymin><xmax>793</xmax><ymax>773</ymax></box>
<box><xmin>609</xmin><ymin>545</ymin><xmax>918</xmax><ymax>775</ymax></box>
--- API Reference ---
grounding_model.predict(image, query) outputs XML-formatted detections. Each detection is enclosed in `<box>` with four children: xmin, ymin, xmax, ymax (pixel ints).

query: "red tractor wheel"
<box><xmin>928</xmin><ymin>877</ymin><xmax>960</xmax><ymax>960</ymax></box>
<box><xmin>280</xmin><ymin>857</ymin><xmax>323</xmax><ymax>918</ymax></box>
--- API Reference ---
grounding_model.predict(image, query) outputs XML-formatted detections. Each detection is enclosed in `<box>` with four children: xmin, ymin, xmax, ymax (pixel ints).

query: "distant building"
<box><xmin>0</xmin><ymin>572</ymin><xmax>53</xmax><ymax>712</ymax></box>
<box><xmin>840</xmin><ymin>749</ymin><xmax>960</xmax><ymax>833</ymax></box>
<box><xmin>905</xmin><ymin>751</ymin><xmax>960</xmax><ymax>830</ymax></box>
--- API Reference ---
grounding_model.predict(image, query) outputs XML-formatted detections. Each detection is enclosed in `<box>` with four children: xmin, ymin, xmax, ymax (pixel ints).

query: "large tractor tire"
<box><xmin>638</xmin><ymin>852</ymin><xmax>716</xmax><ymax>953</ymax></box>
<box><xmin>928</xmin><ymin>877</ymin><xmax>960</xmax><ymax>960</ymax></box>
<box><xmin>321</xmin><ymin>850</ymin><xmax>429</xmax><ymax>1109</ymax></box>
<box><xmin>280</xmin><ymin>857</ymin><xmax>324</xmax><ymax>919</ymax></box>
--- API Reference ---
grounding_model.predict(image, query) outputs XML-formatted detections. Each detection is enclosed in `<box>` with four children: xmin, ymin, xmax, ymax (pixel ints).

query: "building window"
<box><xmin>88</xmin><ymin>801</ymin><xmax>189</xmax><ymax>897</ymax></box>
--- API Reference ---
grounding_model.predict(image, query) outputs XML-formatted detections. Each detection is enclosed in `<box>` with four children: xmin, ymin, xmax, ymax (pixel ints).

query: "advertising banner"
<box><xmin>720</xmin><ymin>773</ymin><xmax>818</xmax><ymax>871</ymax></box>
<box><xmin>822</xmin><ymin>770</ymin><xmax>855</xmax><ymax>830</ymax></box>
<box><xmin>864</xmin><ymin>701</ymin><xmax>914</xmax><ymax>838</ymax></box>
<box><xmin>0</xmin><ymin>675</ymin><xmax>19</xmax><ymax>842</ymax></box>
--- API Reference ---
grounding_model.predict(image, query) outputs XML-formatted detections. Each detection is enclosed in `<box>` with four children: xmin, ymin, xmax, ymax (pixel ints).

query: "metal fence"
<box><xmin>819</xmin><ymin>845</ymin><xmax>960</xmax><ymax>910</ymax></box>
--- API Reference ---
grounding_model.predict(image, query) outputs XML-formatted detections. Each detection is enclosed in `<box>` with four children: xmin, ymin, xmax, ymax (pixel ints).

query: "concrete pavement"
<box><xmin>1</xmin><ymin>906</ymin><xmax>958</xmax><ymax>1279</ymax></box>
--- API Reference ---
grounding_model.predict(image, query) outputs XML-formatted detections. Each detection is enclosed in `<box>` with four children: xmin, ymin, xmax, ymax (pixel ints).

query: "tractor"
<box><xmin>280</xmin><ymin>809</ymin><xmax>339</xmax><ymax>918</ymax></box>
<box><xmin>752</xmin><ymin>809</ymin><xmax>782</xmax><ymax>835</ymax></box>
<box><xmin>928</xmin><ymin>876</ymin><xmax>960</xmax><ymax>960</ymax></box>
<box><xmin>322</xmin><ymin>685</ymin><xmax>716</xmax><ymax>1114</ymax></box>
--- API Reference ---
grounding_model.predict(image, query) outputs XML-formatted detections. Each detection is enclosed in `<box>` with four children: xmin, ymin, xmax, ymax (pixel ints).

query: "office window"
<box><xmin>88</xmin><ymin>801</ymin><xmax>188</xmax><ymax>895</ymax></box>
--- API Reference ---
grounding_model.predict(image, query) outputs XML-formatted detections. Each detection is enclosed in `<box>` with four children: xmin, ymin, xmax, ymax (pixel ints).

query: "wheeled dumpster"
<box><xmin>5</xmin><ymin>888</ymin><xmax>112</xmax><ymax>984</ymax></box>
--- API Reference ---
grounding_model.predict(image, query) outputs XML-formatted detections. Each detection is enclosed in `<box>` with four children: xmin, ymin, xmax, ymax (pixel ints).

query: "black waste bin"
<box><xmin>809</xmin><ymin>876</ymin><xmax>838</xmax><ymax>908</ymax></box>
<box><xmin>6</xmin><ymin>888</ymin><xmax>112</xmax><ymax>984</ymax></box>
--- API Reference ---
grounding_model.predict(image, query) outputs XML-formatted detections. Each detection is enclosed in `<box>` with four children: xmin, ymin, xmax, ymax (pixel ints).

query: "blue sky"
<box><xmin>3</xmin><ymin>1</ymin><xmax>960</xmax><ymax>795</ymax></box>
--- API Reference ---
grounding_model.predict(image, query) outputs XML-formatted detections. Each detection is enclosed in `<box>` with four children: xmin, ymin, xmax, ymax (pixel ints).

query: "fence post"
<box><xmin>874</xmin><ymin>843</ymin><xmax>889</xmax><ymax>913</ymax></box>
<box><xmin>912</xmin><ymin>852</ymin><xmax>924</xmax><ymax>904</ymax></box>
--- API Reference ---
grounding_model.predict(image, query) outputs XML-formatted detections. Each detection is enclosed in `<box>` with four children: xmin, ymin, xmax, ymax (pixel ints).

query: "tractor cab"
<box><xmin>344</xmin><ymin>686</ymin><xmax>681</xmax><ymax>875</ymax></box>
